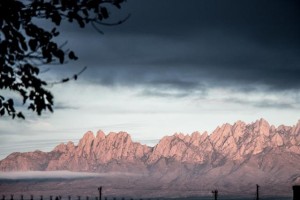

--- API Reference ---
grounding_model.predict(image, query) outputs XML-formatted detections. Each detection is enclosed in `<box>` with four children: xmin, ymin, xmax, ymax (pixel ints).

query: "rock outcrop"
<box><xmin>1</xmin><ymin>118</ymin><xmax>300</xmax><ymax>195</ymax></box>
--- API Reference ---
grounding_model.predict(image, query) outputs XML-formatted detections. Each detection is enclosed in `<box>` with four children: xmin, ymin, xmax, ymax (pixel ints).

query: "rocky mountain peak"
<box><xmin>96</xmin><ymin>130</ymin><xmax>106</xmax><ymax>140</ymax></box>
<box><xmin>77</xmin><ymin>131</ymin><xmax>95</xmax><ymax>155</ymax></box>
<box><xmin>232</xmin><ymin>120</ymin><xmax>246</xmax><ymax>140</ymax></box>
<box><xmin>234</xmin><ymin>120</ymin><xmax>245</xmax><ymax>126</ymax></box>
<box><xmin>2</xmin><ymin>119</ymin><xmax>300</xmax><ymax>175</ymax></box>
<box><xmin>105</xmin><ymin>131</ymin><xmax>133</xmax><ymax>146</ymax></box>
<box><xmin>190</xmin><ymin>131</ymin><xmax>201</xmax><ymax>142</ymax></box>
<box><xmin>253</xmin><ymin>118</ymin><xmax>270</xmax><ymax>136</ymax></box>
<box><xmin>79</xmin><ymin>131</ymin><xmax>95</xmax><ymax>145</ymax></box>
<box><xmin>292</xmin><ymin>120</ymin><xmax>300</xmax><ymax>134</ymax></box>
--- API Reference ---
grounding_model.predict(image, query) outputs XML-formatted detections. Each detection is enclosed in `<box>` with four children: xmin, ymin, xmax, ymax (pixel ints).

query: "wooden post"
<box><xmin>256</xmin><ymin>184</ymin><xmax>259</xmax><ymax>200</ymax></box>
<box><xmin>98</xmin><ymin>187</ymin><xmax>102</xmax><ymax>200</ymax></box>
<box><xmin>21</xmin><ymin>195</ymin><xmax>23</xmax><ymax>200</ymax></box>
<box><xmin>40</xmin><ymin>195</ymin><xmax>43</xmax><ymax>200</ymax></box>
<box><xmin>2</xmin><ymin>195</ymin><xmax>5</xmax><ymax>200</ymax></box>
<box><xmin>212</xmin><ymin>190</ymin><xmax>218</xmax><ymax>200</ymax></box>
<box><xmin>31</xmin><ymin>195</ymin><xmax>33</xmax><ymax>200</ymax></box>
<box><xmin>78</xmin><ymin>196</ymin><xmax>81</xmax><ymax>200</ymax></box>
<box><xmin>68</xmin><ymin>196</ymin><xmax>71</xmax><ymax>200</ymax></box>
<box><xmin>50</xmin><ymin>196</ymin><xmax>53</xmax><ymax>200</ymax></box>
<box><xmin>10</xmin><ymin>195</ymin><xmax>13</xmax><ymax>200</ymax></box>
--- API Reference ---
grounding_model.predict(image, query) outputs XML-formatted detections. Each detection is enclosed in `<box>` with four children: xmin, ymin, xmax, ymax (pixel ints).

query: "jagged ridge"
<box><xmin>1</xmin><ymin>118</ymin><xmax>300</xmax><ymax>172</ymax></box>
<box><xmin>1</xmin><ymin>118</ymin><xmax>300</xmax><ymax>195</ymax></box>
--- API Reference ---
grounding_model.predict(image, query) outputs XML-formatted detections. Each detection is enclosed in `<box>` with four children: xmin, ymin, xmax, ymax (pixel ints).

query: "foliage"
<box><xmin>0</xmin><ymin>0</ymin><xmax>126</xmax><ymax>119</ymax></box>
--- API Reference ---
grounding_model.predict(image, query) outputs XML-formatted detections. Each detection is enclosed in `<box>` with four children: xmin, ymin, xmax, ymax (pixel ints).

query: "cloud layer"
<box><xmin>49</xmin><ymin>0</ymin><xmax>300</xmax><ymax>94</ymax></box>
<box><xmin>0</xmin><ymin>171</ymin><xmax>140</xmax><ymax>180</ymax></box>
<box><xmin>1</xmin><ymin>0</ymin><xmax>299</xmax><ymax>160</ymax></box>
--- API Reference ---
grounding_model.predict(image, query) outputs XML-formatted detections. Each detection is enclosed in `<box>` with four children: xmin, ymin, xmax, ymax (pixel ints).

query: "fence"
<box><xmin>2</xmin><ymin>184</ymin><xmax>298</xmax><ymax>200</ymax></box>
<box><xmin>1</xmin><ymin>195</ymin><xmax>157</xmax><ymax>200</ymax></box>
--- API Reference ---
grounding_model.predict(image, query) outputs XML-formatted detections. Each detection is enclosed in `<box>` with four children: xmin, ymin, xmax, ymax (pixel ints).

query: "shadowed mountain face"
<box><xmin>1</xmin><ymin>119</ymin><xmax>300</xmax><ymax>196</ymax></box>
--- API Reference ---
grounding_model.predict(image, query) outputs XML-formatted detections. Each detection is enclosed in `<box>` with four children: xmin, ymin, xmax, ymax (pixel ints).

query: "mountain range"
<box><xmin>1</xmin><ymin>118</ymin><xmax>300</xmax><ymax>197</ymax></box>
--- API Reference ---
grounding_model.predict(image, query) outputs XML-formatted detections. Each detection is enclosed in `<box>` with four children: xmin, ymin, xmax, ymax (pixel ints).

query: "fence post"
<box><xmin>31</xmin><ymin>195</ymin><xmax>33</xmax><ymax>200</ymax></box>
<box><xmin>98</xmin><ymin>187</ymin><xmax>102</xmax><ymax>200</ymax></box>
<box><xmin>212</xmin><ymin>190</ymin><xmax>218</xmax><ymax>200</ymax></box>
<box><xmin>256</xmin><ymin>184</ymin><xmax>259</xmax><ymax>200</ymax></box>
<box><xmin>21</xmin><ymin>195</ymin><xmax>23</xmax><ymax>200</ymax></box>
<box><xmin>68</xmin><ymin>196</ymin><xmax>71</xmax><ymax>200</ymax></box>
<box><xmin>86</xmin><ymin>196</ymin><xmax>89</xmax><ymax>200</ymax></box>
<box><xmin>2</xmin><ymin>195</ymin><xmax>4</xmax><ymax>200</ymax></box>
<box><xmin>78</xmin><ymin>196</ymin><xmax>81</xmax><ymax>200</ymax></box>
<box><xmin>40</xmin><ymin>196</ymin><xmax>43</xmax><ymax>200</ymax></box>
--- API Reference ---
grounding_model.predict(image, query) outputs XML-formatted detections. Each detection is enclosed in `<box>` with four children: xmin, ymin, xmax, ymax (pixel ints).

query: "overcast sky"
<box><xmin>1</xmin><ymin>0</ymin><xmax>300</xmax><ymax>159</ymax></box>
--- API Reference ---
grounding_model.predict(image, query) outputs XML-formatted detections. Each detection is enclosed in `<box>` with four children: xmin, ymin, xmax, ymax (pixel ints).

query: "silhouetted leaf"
<box><xmin>100</xmin><ymin>7</ymin><xmax>109</xmax><ymax>19</ymax></box>
<box><xmin>82</xmin><ymin>9</ymin><xmax>88</xmax><ymax>17</ymax></box>
<box><xmin>54</xmin><ymin>49</ymin><xmax>64</xmax><ymax>64</ymax></box>
<box><xmin>68</xmin><ymin>51</ymin><xmax>78</xmax><ymax>60</ymax></box>
<box><xmin>17</xmin><ymin>112</ymin><xmax>25</xmax><ymax>119</ymax></box>
<box><xmin>47</xmin><ymin>104</ymin><xmax>53</xmax><ymax>112</ymax></box>
<box><xmin>20</xmin><ymin>39</ymin><xmax>28</xmax><ymax>51</ymax></box>
<box><xmin>29</xmin><ymin>39</ymin><xmax>38</xmax><ymax>51</ymax></box>
<box><xmin>61</xmin><ymin>78</ymin><xmax>69</xmax><ymax>83</ymax></box>
<box><xmin>7</xmin><ymin>99</ymin><xmax>14</xmax><ymax>108</ymax></box>
<box><xmin>114</xmin><ymin>3</ymin><xmax>121</xmax><ymax>9</ymax></box>
<box><xmin>23</xmin><ymin>96</ymin><xmax>28</xmax><ymax>105</ymax></box>
<box><xmin>52</xmin><ymin>12</ymin><xmax>62</xmax><ymax>25</ymax></box>
<box><xmin>32</xmin><ymin>67</ymin><xmax>39</xmax><ymax>75</ymax></box>
<box><xmin>52</xmin><ymin>0</ymin><xmax>59</xmax><ymax>5</ymax></box>
<box><xmin>51</xmin><ymin>28</ymin><xmax>60</xmax><ymax>36</ymax></box>
<box><xmin>28</xmin><ymin>103</ymin><xmax>35</xmax><ymax>111</ymax></box>
<box><xmin>0</xmin><ymin>108</ymin><xmax>4</xmax><ymax>116</ymax></box>
<box><xmin>76</xmin><ymin>16</ymin><xmax>85</xmax><ymax>28</ymax></box>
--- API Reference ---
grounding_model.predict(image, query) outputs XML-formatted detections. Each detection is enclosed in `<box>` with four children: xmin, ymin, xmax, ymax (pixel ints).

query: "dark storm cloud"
<box><xmin>49</xmin><ymin>0</ymin><xmax>300</xmax><ymax>95</ymax></box>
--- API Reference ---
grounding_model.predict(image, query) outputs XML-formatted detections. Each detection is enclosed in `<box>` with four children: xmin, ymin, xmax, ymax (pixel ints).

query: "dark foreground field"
<box><xmin>0</xmin><ymin>177</ymin><xmax>293</xmax><ymax>200</ymax></box>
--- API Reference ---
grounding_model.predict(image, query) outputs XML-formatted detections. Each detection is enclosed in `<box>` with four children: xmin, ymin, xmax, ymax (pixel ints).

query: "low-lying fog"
<box><xmin>0</xmin><ymin>171</ymin><xmax>141</xmax><ymax>180</ymax></box>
